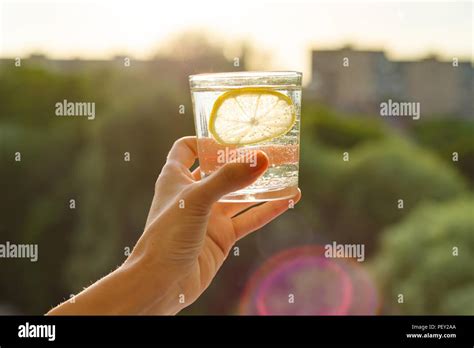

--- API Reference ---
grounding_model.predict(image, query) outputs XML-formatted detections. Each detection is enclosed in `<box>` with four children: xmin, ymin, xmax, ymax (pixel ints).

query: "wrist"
<box><xmin>120</xmin><ymin>252</ymin><xmax>182</xmax><ymax>315</ymax></box>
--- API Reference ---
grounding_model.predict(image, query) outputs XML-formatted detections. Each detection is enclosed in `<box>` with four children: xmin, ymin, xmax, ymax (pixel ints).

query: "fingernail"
<box><xmin>251</xmin><ymin>151</ymin><xmax>269</xmax><ymax>171</ymax></box>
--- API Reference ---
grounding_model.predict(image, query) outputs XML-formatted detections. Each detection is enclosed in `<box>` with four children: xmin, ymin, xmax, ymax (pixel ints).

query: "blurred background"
<box><xmin>0</xmin><ymin>0</ymin><xmax>473</xmax><ymax>315</ymax></box>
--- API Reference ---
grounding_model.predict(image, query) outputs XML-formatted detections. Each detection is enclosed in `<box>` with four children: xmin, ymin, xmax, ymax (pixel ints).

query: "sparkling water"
<box><xmin>191</xmin><ymin>86</ymin><xmax>301</xmax><ymax>202</ymax></box>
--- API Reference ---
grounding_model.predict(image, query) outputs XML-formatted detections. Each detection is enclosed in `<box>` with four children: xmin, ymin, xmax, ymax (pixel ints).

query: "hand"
<box><xmin>126</xmin><ymin>136</ymin><xmax>301</xmax><ymax>314</ymax></box>
<box><xmin>47</xmin><ymin>136</ymin><xmax>300</xmax><ymax>315</ymax></box>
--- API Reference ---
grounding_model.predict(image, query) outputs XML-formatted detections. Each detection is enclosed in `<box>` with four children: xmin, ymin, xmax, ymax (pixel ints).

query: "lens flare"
<box><xmin>239</xmin><ymin>245</ymin><xmax>379</xmax><ymax>315</ymax></box>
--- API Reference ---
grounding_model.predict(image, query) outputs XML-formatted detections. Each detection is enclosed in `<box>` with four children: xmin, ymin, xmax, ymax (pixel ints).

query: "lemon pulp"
<box><xmin>209</xmin><ymin>87</ymin><xmax>296</xmax><ymax>146</ymax></box>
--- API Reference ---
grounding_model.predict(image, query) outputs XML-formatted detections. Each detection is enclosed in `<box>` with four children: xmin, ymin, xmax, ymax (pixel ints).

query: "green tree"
<box><xmin>373</xmin><ymin>197</ymin><xmax>474</xmax><ymax>314</ymax></box>
<box><xmin>0</xmin><ymin>124</ymin><xmax>84</xmax><ymax>313</ymax></box>
<box><xmin>315</xmin><ymin>138</ymin><xmax>466</xmax><ymax>255</ymax></box>
<box><xmin>411</xmin><ymin>118</ymin><xmax>474</xmax><ymax>184</ymax></box>
<box><xmin>302</xmin><ymin>102</ymin><xmax>386</xmax><ymax>149</ymax></box>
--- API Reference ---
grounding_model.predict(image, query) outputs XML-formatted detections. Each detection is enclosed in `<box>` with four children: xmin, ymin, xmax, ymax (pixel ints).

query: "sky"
<box><xmin>0</xmin><ymin>0</ymin><xmax>472</xmax><ymax>82</ymax></box>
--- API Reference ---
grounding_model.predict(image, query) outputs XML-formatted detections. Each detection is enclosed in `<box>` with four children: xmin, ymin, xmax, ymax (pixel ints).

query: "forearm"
<box><xmin>46</xmin><ymin>258</ymin><xmax>178</xmax><ymax>315</ymax></box>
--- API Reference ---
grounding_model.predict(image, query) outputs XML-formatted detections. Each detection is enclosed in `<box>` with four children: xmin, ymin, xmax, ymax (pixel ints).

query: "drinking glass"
<box><xmin>189</xmin><ymin>71</ymin><xmax>302</xmax><ymax>202</ymax></box>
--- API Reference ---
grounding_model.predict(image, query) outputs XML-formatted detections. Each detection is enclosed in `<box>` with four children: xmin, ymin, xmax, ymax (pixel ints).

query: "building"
<box><xmin>309</xmin><ymin>46</ymin><xmax>473</xmax><ymax>118</ymax></box>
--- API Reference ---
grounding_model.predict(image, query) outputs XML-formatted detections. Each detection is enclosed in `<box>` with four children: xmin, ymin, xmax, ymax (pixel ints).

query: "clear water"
<box><xmin>191</xmin><ymin>87</ymin><xmax>301</xmax><ymax>202</ymax></box>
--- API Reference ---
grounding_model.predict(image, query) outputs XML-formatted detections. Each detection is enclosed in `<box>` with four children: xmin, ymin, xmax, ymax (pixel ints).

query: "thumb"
<box><xmin>190</xmin><ymin>151</ymin><xmax>269</xmax><ymax>208</ymax></box>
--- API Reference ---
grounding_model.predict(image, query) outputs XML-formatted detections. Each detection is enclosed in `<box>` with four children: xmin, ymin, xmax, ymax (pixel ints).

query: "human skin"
<box><xmin>47</xmin><ymin>136</ymin><xmax>301</xmax><ymax>315</ymax></box>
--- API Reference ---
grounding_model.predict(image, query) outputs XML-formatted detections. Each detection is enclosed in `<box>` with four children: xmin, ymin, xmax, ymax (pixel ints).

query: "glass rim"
<box><xmin>189</xmin><ymin>71</ymin><xmax>302</xmax><ymax>89</ymax></box>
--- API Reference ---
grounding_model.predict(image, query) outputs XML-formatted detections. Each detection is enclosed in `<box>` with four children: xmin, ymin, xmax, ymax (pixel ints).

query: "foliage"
<box><xmin>372</xmin><ymin>197</ymin><xmax>474</xmax><ymax>314</ymax></box>
<box><xmin>302</xmin><ymin>102</ymin><xmax>386</xmax><ymax>149</ymax></box>
<box><xmin>314</xmin><ymin>138</ymin><xmax>466</xmax><ymax>255</ymax></box>
<box><xmin>411</xmin><ymin>118</ymin><xmax>474</xmax><ymax>184</ymax></box>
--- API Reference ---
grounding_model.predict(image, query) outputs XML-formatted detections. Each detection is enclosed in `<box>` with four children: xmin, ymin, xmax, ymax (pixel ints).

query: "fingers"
<box><xmin>166</xmin><ymin>136</ymin><xmax>198</xmax><ymax>169</ymax></box>
<box><xmin>232</xmin><ymin>189</ymin><xmax>301</xmax><ymax>240</ymax></box>
<box><xmin>193</xmin><ymin>167</ymin><xmax>260</xmax><ymax>217</ymax></box>
<box><xmin>186</xmin><ymin>151</ymin><xmax>269</xmax><ymax>210</ymax></box>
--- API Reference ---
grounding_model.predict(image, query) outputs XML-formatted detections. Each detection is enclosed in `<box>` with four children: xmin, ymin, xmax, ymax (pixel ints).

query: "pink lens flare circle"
<box><xmin>239</xmin><ymin>245</ymin><xmax>379</xmax><ymax>315</ymax></box>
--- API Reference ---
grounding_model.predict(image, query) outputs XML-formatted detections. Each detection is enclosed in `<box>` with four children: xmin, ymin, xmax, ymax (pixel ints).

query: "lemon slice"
<box><xmin>209</xmin><ymin>87</ymin><xmax>296</xmax><ymax>145</ymax></box>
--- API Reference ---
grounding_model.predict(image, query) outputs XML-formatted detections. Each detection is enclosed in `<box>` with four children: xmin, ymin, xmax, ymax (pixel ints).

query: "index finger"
<box><xmin>166</xmin><ymin>136</ymin><xmax>198</xmax><ymax>169</ymax></box>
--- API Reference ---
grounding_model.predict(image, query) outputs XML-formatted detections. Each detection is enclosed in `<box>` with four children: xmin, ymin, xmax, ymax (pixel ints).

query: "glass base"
<box><xmin>219</xmin><ymin>186</ymin><xmax>298</xmax><ymax>203</ymax></box>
